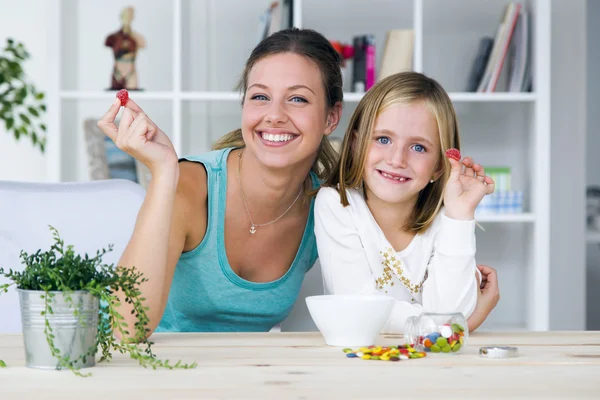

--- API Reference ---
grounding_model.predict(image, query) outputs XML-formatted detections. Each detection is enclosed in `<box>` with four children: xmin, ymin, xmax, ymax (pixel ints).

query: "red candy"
<box><xmin>445</xmin><ymin>148</ymin><xmax>461</xmax><ymax>161</ymax></box>
<box><xmin>116</xmin><ymin>89</ymin><xmax>129</xmax><ymax>106</ymax></box>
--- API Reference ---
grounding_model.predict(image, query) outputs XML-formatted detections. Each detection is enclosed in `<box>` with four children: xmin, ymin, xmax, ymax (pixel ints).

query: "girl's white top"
<box><xmin>314</xmin><ymin>187</ymin><xmax>480</xmax><ymax>333</ymax></box>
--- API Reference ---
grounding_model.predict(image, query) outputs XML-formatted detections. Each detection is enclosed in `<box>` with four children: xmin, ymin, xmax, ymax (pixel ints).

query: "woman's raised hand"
<box><xmin>97</xmin><ymin>96</ymin><xmax>178</xmax><ymax>176</ymax></box>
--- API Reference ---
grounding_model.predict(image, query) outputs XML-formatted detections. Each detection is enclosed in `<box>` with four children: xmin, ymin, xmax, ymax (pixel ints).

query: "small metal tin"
<box><xmin>479</xmin><ymin>346</ymin><xmax>519</xmax><ymax>359</ymax></box>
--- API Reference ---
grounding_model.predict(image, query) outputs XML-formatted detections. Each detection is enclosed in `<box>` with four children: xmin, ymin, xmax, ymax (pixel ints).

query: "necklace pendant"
<box><xmin>250</xmin><ymin>225</ymin><xmax>256</xmax><ymax>234</ymax></box>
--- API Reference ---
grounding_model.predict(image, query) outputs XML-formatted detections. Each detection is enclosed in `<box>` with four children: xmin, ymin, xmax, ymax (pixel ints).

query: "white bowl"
<box><xmin>305</xmin><ymin>295</ymin><xmax>394</xmax><ymax>347</ymax></box>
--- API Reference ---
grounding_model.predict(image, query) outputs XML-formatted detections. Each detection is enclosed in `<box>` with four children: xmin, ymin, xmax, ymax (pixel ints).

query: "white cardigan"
<box><xmin>314</xmin><ymin>187</ymin><xmax>480</xmax><ymax>333</ymax></box>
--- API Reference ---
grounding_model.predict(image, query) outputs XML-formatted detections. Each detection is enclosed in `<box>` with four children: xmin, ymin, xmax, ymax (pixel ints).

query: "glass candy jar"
<box><xmin>405</xmin><ymin>313</ymin><xmax>468</xmax><ymax>354</ymax></box>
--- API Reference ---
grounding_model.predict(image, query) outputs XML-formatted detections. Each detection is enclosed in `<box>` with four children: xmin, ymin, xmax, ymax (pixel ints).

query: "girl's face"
<box><xmin>241</xmin><ymin>53</ymin><xmax>338</xmax><ymax>171</ymax></box>
<box><xmin>363</xmin><ymin>102</ymin><xmax>441</xmax><ymax>207</ymax></box>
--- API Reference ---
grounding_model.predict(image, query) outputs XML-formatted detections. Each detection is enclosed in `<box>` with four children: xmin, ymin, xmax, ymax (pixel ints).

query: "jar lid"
<box><xmin>479</xmin><ymin>346</ymin><xmax>519</xmax><ymax>358</ymax></box>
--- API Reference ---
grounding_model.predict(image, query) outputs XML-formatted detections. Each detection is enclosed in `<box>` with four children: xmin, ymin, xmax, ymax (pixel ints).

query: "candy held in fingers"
<box><xmin>445</xmin><ymin>148</ymin><xmax>461</xmax><ymax>161</ymax></box>
<box><xmin>116</xmin><ymin>89</ymin><xmax>129</xmax><ymax>106</ymax></box>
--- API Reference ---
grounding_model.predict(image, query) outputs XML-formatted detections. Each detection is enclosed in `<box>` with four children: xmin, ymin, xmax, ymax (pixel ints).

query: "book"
<box><xmin>466</xmin><ymin>37</ymin><xmax>494</xmax><ymax>92</ymax></box>
<box><xmin>378</xmin><ymin>30</ymin><xmax>414</xmax><ymax>81</ymax></box>
<box><xmin>487</xmin><ymin>2</ymin><xmax>521</xmax><ymax>92</ymax></box>
<box><xmin>507</xmin><ymin>7</ymin><xmax>530</xmax><ymax>92</ymax></box>
<box><xmin>352</xmin><ymin>35</ymin><xmax>366</xmax><ymax>93</ymax></box>
<box><xmin>365</xmin><ymin>35</ymin><xmax>376</xmax><ymax>90</ymax></box>
<box><xmin>476</xmin><ymin>2</ymin><xmax>521</xmax><ymax>92</ymax></box>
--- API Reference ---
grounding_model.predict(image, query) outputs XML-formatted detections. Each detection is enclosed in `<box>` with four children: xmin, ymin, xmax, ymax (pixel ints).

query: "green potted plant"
<box><xmin>0</xmin><ymin>38</ymin><xmax>46</xmax><ymax>152</ymax></box>
<box><xmin>0</xmin><ymin>226</ymin><xmax>196</xmax><ymax>376</ymax></box>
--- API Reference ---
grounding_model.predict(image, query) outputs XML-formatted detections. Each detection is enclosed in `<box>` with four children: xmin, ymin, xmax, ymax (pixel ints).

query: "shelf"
<box><xmin>60</xmin><ymin>91</ymin><xmax>174</xmax><ymax>100</ymax></box>
<box><xmin>59</xmin><ymin>91</ymin><xmax>536</xmax><ymax>103</ymax></box>
<box><xmin>587</xmin><ymin>230</ymin><xmax>600</xmax><ymax>244</ymax></box>
<box><xmin>449</xmin><ymin>92</ymin><xmax>536</xmax><ymax>102</ymax></box>
<box><xmin>475</xmin><ymin>213</ymin><xmax>536</xmax><ymax>223</ymax></box>
<box><xmin>180</xmin><ymin>92</ymin><xmax>242</xmax><ymax>101</ymax></box>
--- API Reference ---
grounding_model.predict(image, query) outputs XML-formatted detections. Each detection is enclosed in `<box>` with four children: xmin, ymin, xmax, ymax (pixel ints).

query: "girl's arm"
<box><xmin>421</xmin><ymin>213</ymin><xmax>480</xmax><ymax>320</ymax></box>
<box><xmin>314</xmin><ymin>188</ymin><xmax>424</xmax><ymax>333</ymax></box>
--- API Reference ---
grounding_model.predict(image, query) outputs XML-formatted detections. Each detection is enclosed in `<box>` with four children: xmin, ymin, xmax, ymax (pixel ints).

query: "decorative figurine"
<box><xmin>104</xmin><ymin>6</ymin><xmax>146</xmax><ymax>90</ymax></box>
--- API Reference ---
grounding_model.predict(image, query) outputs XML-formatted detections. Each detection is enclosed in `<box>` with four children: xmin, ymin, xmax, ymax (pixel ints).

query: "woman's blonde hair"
<box><xmin>212</xmin><ymin>28</ymin><xmax>343</xmax><ymax>183</ymax></box>
<box><xmin>324</xmin><ymin>71</ymin><xmax>460</xmax><ymax>233</ymax></box>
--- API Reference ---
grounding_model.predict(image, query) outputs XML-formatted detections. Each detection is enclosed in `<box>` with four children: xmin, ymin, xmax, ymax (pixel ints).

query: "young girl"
<box><xmin>314</xmin><ymin>72</ymin><xmax>496</xmax><ymax>334</ymax></box>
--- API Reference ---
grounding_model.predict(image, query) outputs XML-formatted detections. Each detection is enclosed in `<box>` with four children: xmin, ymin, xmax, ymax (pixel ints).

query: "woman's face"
<box><xmin>241</xmin><ymin>52</ymin><xmax>338</xmax><ymax>172</ymax></box>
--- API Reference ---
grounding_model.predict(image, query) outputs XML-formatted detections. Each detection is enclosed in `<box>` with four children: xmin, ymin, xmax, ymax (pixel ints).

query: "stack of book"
<box><xmin>257</xmin><ymin>0</ymin><xmax>294</xmax><ymax>43</ymax></box>
<box><xmin>467</xmin><ymin>2</ymin><xmax>531</xmax><ymax>92</ymax></box>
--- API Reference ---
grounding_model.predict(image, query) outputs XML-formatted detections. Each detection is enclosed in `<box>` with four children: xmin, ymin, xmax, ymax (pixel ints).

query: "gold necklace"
<box><xmin>237</xmin><ymin>151</ymin><xmax>303</xmax><ymax>234</ymax></box>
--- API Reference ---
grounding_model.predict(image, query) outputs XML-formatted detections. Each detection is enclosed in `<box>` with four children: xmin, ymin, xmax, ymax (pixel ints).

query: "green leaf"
<box><xmin>5</xmin><ymin>117</ymin><xmax>14</xmax><ymax>130</ymax></box>
<box><xmin>35</xmin><ymin>92</ymin><xmax>44</xmax><ymax>100</ymax></box>
<box><xmin>19</xmin><ymin>113</ymin><xmax>30</xmax><ymax>124</ymax></box>
<box><xmin>27</xmin><ymin>107</ymin><xmax>39</xmax><ymax>117</ymax></box>
<box><xmin>0</xmin><ymin>360</ymin><xmax>6</xmax><ymax>368</ymax></box>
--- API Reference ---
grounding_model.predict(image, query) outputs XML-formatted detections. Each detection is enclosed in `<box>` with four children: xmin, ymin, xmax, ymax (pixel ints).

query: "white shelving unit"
<box><xmin>46</xmin><ymin>0</ymin><xmax>551</xmax><ymax>331</ymax></box>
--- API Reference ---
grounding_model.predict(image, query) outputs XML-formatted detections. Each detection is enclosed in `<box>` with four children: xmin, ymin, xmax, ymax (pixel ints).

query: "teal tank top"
<box><xmin>156</xmin><ymin>147</ymin><xmax>319</xmax><ymax>332</ymax></box>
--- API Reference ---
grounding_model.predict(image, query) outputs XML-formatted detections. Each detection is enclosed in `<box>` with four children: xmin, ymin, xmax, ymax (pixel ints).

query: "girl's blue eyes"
<box><xmin>375</xmin><ymin>137</ymin><xmax>427</xmax><ymax>153</ymax></box>
<box><xmin>412</xmin><ymin>144</ymin><xmax>426</xmax><ymax>153</ymax></box>
<box><xmin>250</xmin><ymin>95</ymin><xmax>307</xmax><ymax>103</ymax></box>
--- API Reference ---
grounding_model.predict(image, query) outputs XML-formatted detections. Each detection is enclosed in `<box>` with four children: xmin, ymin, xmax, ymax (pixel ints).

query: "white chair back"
<box><xmin>0</xmin><ymin>179</ymin><xmax>145</xmax><ymax>333</ymax></box>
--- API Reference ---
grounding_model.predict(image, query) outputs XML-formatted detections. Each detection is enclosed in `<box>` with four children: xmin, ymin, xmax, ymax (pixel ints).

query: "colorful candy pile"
<box><xmin>343</xmin><ymin>344</ymin><xmax>426</xmax><ymax>361</ymax></box>
<box><xmin>417</xmin><ymin>323</ymin><xmax>465</xmax><ymax>353</ymax></box>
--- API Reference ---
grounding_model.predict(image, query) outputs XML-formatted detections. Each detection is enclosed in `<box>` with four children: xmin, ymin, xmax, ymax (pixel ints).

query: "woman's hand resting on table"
<box><xmin>467</xmin><ymin>264</ymin><xmax>500</xmax><ymax>332</ymax></box>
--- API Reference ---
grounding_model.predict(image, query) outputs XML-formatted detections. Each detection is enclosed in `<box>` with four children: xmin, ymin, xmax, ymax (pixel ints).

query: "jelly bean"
<box><xmin>451</xmin><ymin>343</ymin><xmax>462</xmax><ymax>352</ymax></box>
<box><xmin>389</xmin><ymin>356</ymin><xmax>400</xmax><ymax>362</ymax></box>
<box><xmin>451</xmin><ymin>323</ymin><xmax>465</xmax><ymax>333</ymax></box>
<box><xmin>427</xmin><ymin>332</ymin><xmax>441</xmax><ymax>342</ymax></box>
<box><xmin>371</xmin><ymin>355</ymin><xmax>380</xmax><ymax>360</ymax></box>
<box><xmin>423</xmin><ymin>339</ymin><xmax>433</xmax><ymax>348</ymax></box>
<box><xmin>430</xmin><ymin>345</ymin><xmax>441</xmax><ymax>353</ymax></box>
<box><xmin>343</xmin><ymin>348</ymin><xmax>353</xmax><ymax>353</ymax></box>
<box><xmin>362</xmin><ymin>355</ymin><xmax>371</xmax><ymax>360</ymax></box>
<box><xmin>380</xmin><ymin>356</ymin><xmax>390</xmax><ymax>361</ymax></box>
<box><xmin>346</xmin><ymin>353</ymin><xmax>358</xmax><ymax>358</ymax></box>
<box><xmin>440</xmin><ymin>324</ymin><xmax>453</xmax><ymax>338</ymax></box>
<box><xmin>442</xmin><ymin>345</ymin><xmax>451</xmax><ymax>353</ymax></box>
<box><xmin>400</xmin><ymin>355</ymin><xmax>409</xmax><ymax>360</ymax></box>
<box><xmin>436</xmin><ymin>337</ymin><xmax>448</xmax><ymax>347</ymax></box>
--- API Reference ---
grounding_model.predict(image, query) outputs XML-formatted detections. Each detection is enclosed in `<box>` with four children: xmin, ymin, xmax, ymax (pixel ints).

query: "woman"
<box><xmin>97</xmin><ymin>28</ymin><xmax>343</xmax><ymax>336</ymax></box>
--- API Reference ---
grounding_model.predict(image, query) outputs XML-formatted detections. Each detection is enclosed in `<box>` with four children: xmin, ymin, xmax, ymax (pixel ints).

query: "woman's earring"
<box><xmin>430</xmin><ymin>179</ymin><xmax>435</xmax><ymax>183</ymax></box>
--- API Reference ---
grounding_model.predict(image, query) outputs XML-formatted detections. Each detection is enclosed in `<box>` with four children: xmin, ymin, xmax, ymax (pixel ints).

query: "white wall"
<box><xmin>586</xmin><ymin>0</ymin><xmax>600</xmax><ymax>330</ymax></box>
<box><xmin>0</xmin><ymin>0</ymin><xmax>48</xmax><ymax>181</ymax></box>
<box><xmin>550</xmin><ymin>0</ymin><xmax>587</xmax><ymax>330</ymax></box>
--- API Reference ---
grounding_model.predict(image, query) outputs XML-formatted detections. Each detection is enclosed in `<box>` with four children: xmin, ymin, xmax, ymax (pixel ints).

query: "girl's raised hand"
<box><xmin>443</xmin><ymin>150</ymin><xmax>494</xmax><ymax>220</ymax></box>
<box><xmin>97</xmin><ymin>95</ymin><xmax>178</xmax><ymax>177</ymax></box>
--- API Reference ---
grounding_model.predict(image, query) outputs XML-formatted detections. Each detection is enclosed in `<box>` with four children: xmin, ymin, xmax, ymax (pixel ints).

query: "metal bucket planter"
<box><xmin>18</xmin><ymin>289</ymin><xmax>99</xmax><ymax>369</ymax></box>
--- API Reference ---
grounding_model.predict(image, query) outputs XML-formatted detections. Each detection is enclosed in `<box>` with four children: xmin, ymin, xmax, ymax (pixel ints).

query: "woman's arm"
<box><xmin>97</xmin><ymin>98</ymin><xmax>206</xmax><ymax>340</ymax></box>
<box><xmin>467</xmin><ymin>265</ymin><xmax>500</xmax><ymax>332</ymax></box>
<box><xmin>114</xmin><ymin>163</ymin><xmax>202</xmax><ymax>340</ymax></box>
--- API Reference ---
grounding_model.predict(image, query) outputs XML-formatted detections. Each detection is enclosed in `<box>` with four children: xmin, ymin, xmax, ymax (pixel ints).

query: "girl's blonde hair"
<box><xmin>324</xmin><ymin>71</ymin><xmax>460</xmax><ymax>233</ymax></box>
<box><xmin>212</xmin><ymin>28</ymin><xmax>343</xmax><ymax>182</ymax></box>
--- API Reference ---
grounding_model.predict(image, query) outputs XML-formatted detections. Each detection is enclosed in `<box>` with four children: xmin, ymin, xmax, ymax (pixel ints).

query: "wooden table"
<box><xmin>1</xmin><ymin>331</ymin><xmax>599</xmax><ymax>399</ymax></box>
